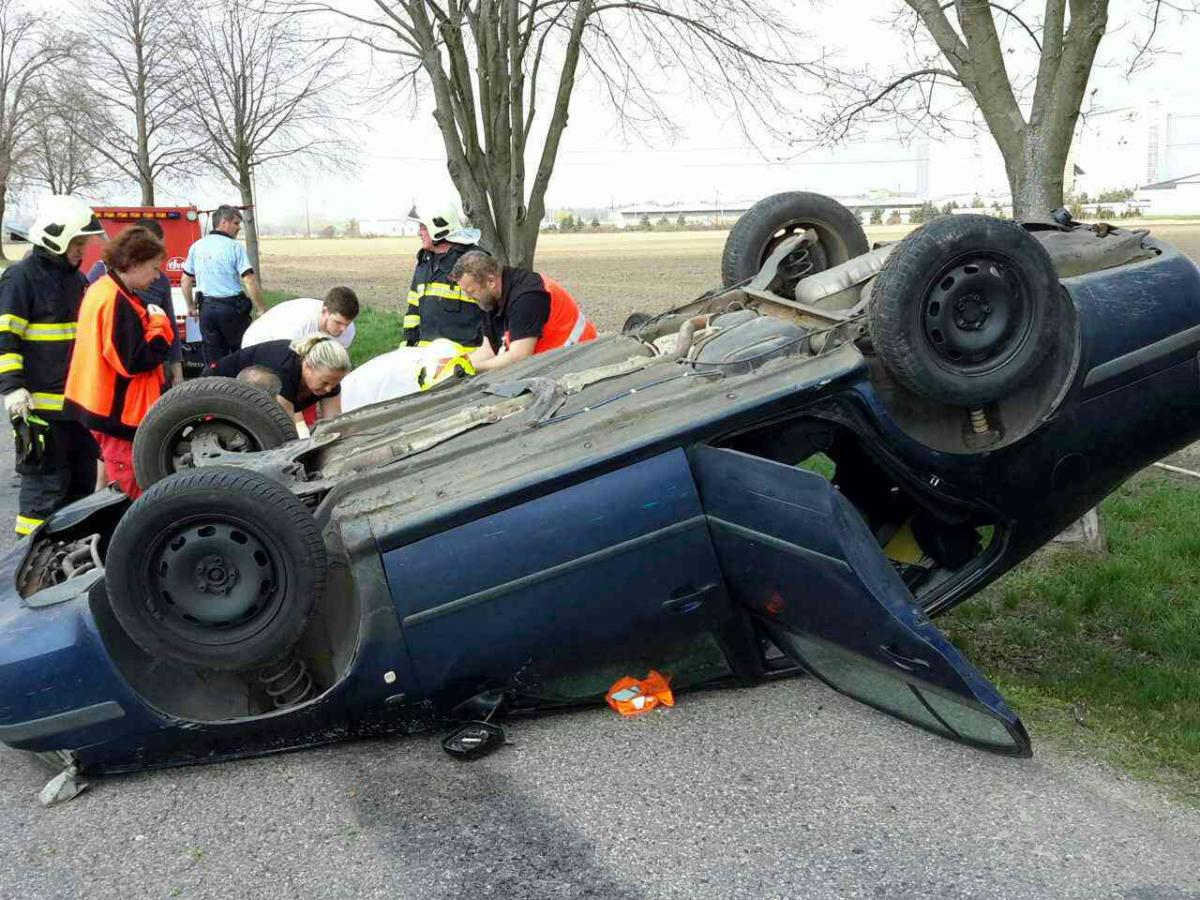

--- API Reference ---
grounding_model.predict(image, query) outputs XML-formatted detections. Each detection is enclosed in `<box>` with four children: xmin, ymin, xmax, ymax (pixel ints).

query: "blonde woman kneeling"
<box><xmin>209</xmin><ymin>334</ymin><xmax>351</xmax><ymax>419</ymax></box>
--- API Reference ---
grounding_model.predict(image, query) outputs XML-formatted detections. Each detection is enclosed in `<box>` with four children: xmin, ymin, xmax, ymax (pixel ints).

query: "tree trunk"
<box><xmin>1005</xmin><ymin>126</ymin><xmax>1070</xmax><ymax>221</ymax></box>
<box><xmin>238</xmin><ymin>168</ymin><xmax>261</xmax><ymax>283</ymax></box>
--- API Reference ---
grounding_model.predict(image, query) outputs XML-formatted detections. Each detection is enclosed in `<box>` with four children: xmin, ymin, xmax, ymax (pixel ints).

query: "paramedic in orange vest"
<box><xmin>451</xmin><ymin>251</ymin><xmax>596</xmax><ymax>373</ymax></box>
<box><xmin>65</xmin><ymin>227</ymin><xmax>174</xmax><ymax>499</ymax></box>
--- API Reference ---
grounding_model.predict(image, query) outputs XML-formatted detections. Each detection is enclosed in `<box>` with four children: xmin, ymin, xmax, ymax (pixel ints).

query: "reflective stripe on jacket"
<box><xmin>535</xmin><ymin>276</ymin><xmax>598</xmax><ymax>353</ymax></box>
<box><xmin>64</xmin><ymin>275</ymin><xmax>174</xmax><ymax>440</ymax></box>
<box><xmin>0</xmin><ymin>248</ymin><xmax>89</xmax><ymax>419</ymax></box>
<box><xmin>404</xmin><ymin>242</ymin><xmax>486</xmax><ymax>349</ymax></box>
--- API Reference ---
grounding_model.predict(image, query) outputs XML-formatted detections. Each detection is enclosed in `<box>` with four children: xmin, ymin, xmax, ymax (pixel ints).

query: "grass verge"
<box><xmin>941</xmin><ymin>470</ymin><xmax>1200</xmax><ymax>802</ymax></box>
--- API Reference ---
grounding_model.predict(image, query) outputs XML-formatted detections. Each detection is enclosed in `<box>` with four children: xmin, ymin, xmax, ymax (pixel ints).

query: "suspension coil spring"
<box><xmin>258</xmin><ymin>652</ymin><xmax>315</xmax><ymax>709</ymax></box>
<box><xmin>969</xmin><ymin>408</ymin><xmax>990</xmax><ymax>435</ymax></box>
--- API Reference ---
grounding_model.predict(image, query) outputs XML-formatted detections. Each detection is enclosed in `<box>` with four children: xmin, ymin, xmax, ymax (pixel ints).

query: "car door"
<box><xmin>690</xmin><ymin>444</ymin><xmax>1030</xmax><ymax>756</ymax></box>
<box><xmin>384</xmin><ymin>449</ymin><xmax>736</xmax><ymax>709</ymax></box>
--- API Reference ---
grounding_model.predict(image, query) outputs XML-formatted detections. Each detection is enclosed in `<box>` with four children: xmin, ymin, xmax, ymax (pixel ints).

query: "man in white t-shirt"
<box><xmin>241</xmin><ymin>286</ymin><xmax>359</xmax><ymax>350</ymax></box>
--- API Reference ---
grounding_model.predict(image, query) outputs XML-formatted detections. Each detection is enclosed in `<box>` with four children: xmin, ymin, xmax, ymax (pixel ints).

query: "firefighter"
<box><xmin>404</xmin><ymin>203</ymin><xmax>485</xmax><ymax>353</ymax></box>
<box><xmin>65</xmin><ymin>227</ymin><xmax>175</xmax><ymax>499</ymax></box>
<box><xmin>451</xmin><ymin>251</ymin><xmax>597</xmax><ymax>373</ymax></box>
<box><xmin>0</xmin><ymin>195</ymin><xmax>105</xmax><ymax>536</ymax></box>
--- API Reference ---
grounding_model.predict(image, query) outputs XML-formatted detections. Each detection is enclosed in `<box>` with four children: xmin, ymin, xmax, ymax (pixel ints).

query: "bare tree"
<box><xmin>81</xmin><ymin>0</ymin><xmax>198</xmax><ymax>205</ymax></box>
<box><xmin>291</xmin><ymin>0</ymin><xmax>823</xmax><ymax>267</ymax></box>
<box><xmin>0</xmin><ymin>0</ymin><xmax>75</xmax><ymax>258</ymax></box>
<box><xmin>817</xmin><ymin>0</ymin><xmax>1198</xmax><ymax>220</ymax></box>
<box><xmin>29</xmin><ymin>82</ymin><xmax>119</xmax><ymax>196</ymax></box>
<box><xmin>182</xmin><ymin>0</ymin><xmax>349</xmax><ymax>275</ymax></box>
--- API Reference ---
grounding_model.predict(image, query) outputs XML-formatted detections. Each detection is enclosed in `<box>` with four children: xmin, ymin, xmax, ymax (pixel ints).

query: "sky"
<box><xmin>40</xmin><ymin>1</ymin><xmax>1200</xmax><ymax>226</ymax></box>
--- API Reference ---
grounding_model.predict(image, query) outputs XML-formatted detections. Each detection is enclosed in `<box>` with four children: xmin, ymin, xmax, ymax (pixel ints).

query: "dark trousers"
<box><xmin>15</xmin><ymin>418</ymin><xmax>100</xmax><ymax>535</ymax></box>
<box><xmin>200</xmin><ymin>299</ymin><xmax>251</xmax><ymax>365</ymax></box>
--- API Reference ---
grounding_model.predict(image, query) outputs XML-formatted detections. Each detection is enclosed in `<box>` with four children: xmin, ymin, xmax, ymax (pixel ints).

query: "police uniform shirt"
<box><xmin>210</xmin><ymin>339</ymin><xmax>340</xmax><ymax>411</ymax></box>
<box><xmin>241</xmin><ymin>297</ymin><xmax>356</xmax><ymax>350</ymax></box>
<box><xmin>482</xmin><ymin>267</ymin><xmax>551</xmax><ymax>353</ymax></box>
<box><xmin>183</xmin><ymin>232</ymin><xmax>253</xmax><ymax>298</ymax></box>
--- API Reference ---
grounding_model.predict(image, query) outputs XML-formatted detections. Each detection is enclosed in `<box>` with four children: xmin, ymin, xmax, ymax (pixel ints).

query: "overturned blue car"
<box><xmin>3</xmin><ymin>195</ymin><xmax>1199</xmax><ymax>780</ymax></box>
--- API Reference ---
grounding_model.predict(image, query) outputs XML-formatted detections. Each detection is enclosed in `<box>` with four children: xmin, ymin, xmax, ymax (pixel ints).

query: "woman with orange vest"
<box><xmin>65</xmin><ymin>228</ymin><xmax>174</xmax><ymax>499</ymax></box>
<box><xmin>450</xmin><ymin>251</ymin><xmax>596</xmax><ymax>373</ymax></box>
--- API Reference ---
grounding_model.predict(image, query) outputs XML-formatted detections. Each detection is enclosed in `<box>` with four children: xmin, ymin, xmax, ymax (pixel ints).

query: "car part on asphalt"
<box><xmin>869</xmin><ymin>214</ymin><xmax>1063</xmax><ymax>406</ymax></box>
<box><xmin>133</xmin><ymin>377</ymin><xmax>298</xmax><ymax>489</ymax></box>
<box><xmin>721</xmin><ymin>191</ymin><xmax>870</xmax><ymax>293</ymax></box>
<box><xmin>441</xmin><ymin>721</ymin><xmax>506</xmax><ymax>760</ymax></box>
<box><xmin>104</xmin><ymin>466</ymin><xmax>327</xmax><ymax>671</ymax></box>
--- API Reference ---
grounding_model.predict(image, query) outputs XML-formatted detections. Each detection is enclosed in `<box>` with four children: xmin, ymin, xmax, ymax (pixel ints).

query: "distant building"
<box><xmin>616</xmin><ymin>193</ymin><xmax>1013</xmax><ymax>227</ymax></box>
<box><xmin>1136</xmin><ymin>173</ymin><xmax>1200</xmax><ymax>216</ymax></box>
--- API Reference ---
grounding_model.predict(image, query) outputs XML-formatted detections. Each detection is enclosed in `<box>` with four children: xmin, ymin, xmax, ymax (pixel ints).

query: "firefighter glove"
<box><xmin>416</xmin><ymin>355</ymin><xmax>475</xmax><ymax>391</ymax></box>
<box><xmin>12</xmin><ymin>412</ymin><xmax>49</xmax><ymax>466</ymax></box>
<box><xmin>4</xmin><ymin>388</ymin><xmax>33</xmax><ymax>420</ymax></box>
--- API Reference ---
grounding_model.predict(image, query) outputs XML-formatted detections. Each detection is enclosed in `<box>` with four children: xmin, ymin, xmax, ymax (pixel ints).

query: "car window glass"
<box><xmin>516</xmin><ymin>632</ymin><xmax>732</xmax><ymax>704</ymax></box>
<box><xmin>915</xmin><ymin>689</ymin><xmax>1017</xmax><ymax>748</ymax></box>
<box><xmin>773</xmin><ymin>630</ymin><xmax>950</xmax><ymax>734</ymax></box>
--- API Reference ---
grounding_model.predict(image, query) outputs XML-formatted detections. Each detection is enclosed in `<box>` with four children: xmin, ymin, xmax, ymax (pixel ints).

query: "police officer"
<box><xmin>404</xmin><ymin>203</ymin><xmax>486</xmax><ymax>354</ymax></box>
<box><xmin>0</xmin><ymin>195</ymin><xmax>104</xmax><ymax>536</ymax></box>
<box><xmin>179</xmin><ymin>205</ymin><xmax>266</xmax><ymax>363</ymax></box>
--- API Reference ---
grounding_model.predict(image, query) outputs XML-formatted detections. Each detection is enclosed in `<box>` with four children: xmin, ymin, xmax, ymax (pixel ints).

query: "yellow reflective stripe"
<box><xmin>403</xmin><ymin>315</ymin><xmax>421</xmax><ymax>329</ymax></box>
<box><xmin>24</xmin><ymin>322</ymin><xmax>77</xmax><ymax>341</ymax></box>
<box><xmin>407</xmin><ymin>290</ymin><xmax>422</xmax><ymax>307</ymax></box>
<box><xmin>0</xmin><ymin>313</ymin><xmax>29</xmax><ymax>336</ymax></box>
<box><xmin>420</xmin><ymin>283</ymin><xmax>476</xmax><ymax>304</ymax></box>
<box><xmin>0</xmin><ymin>352</ymin><xmax>22</xmax><ymax>373</ymax></box>
<box><xmin>15</xmin><ymin>514</ymin><xmax>44</xmax><ymax>536</ymax></box>
<box><xmin>31</xmin><ymin>392</ymin><xmax>64</xmax><ymax>411</ymax></box>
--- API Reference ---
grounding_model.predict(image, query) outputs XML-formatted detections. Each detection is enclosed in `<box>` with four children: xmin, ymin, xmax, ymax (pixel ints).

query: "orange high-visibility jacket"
<box><xmin>65</xmin><ymin>274</ymin><xmax>173</xmax><ymax>439</ymax></box>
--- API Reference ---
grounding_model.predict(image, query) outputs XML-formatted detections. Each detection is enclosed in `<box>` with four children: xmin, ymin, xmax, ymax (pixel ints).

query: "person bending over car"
<box><xmin>210</xmin><ymin>334</ymin><xmax>350</xmax><ymax>419</ymax></box>
<box><xmin>65</xmin><ymin>227</ymin><xmax>175</xmax><ymax>499</ymax></box>
<box><xmin>450</xmin><ymin>251</ymin><xmax>596</xmax><ymax>374</ymax></box>
<box><xmin>241</xmin><ymin>287</ymin><xmax>360</xmax><ymax>351</ymax></box>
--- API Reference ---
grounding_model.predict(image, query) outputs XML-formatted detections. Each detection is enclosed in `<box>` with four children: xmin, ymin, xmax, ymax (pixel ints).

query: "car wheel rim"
<box><xmin>167</xmin><ymin>418</ymin><xmax>261</xmax><ymax>473</ymax></box>
<box><xmin>920</xmin><ymin>253</ymin><xmax>1033</xmax><ymax>378</ymax></box>
<box><xmin>146</xmin><ymin>515</ymin><xmax>286</xmax><ymax>648</ymax></box>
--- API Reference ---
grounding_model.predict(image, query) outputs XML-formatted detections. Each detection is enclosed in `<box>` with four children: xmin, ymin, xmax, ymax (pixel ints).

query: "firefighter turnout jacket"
<box><xmin>0</xmin><ymin>247</ymin><xmax>90</xmax><ymax>418</ymax></box>
<box><xmin>64</xmin><ymin>274</ymin><xmax>174</xmax><ymax>439</ymax></box>
<box><xmin>404</xmin><ymin>242</ymin><xmax>485</xmax><ymax>351</ymax></box>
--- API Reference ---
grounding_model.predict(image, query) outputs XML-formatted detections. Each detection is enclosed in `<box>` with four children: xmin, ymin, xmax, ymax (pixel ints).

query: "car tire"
<box><xmin>133</xmin><ymin>377</ymin><xmax>298</xmax><ymax>490</ymax></box>
<box><xmin>868</xmin><ymin>214</ymin><xmax>1062</xmax><ymax>406</ymax></box>
<box><xmin>105</xmin><ymin>466</ymin><xmax>326</xmax><ymax>672</ymax></box>
<box><xmin>721</xmin><ymin>192</ymin><xmax>870</xmax><ymax>289</ymax></box>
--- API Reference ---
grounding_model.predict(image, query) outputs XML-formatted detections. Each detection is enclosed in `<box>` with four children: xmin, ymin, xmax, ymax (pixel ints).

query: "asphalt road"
<box><xmin>1</xmin><ymin>430</ymin><xmax>1199</xmax><ymax>899</ymax></box>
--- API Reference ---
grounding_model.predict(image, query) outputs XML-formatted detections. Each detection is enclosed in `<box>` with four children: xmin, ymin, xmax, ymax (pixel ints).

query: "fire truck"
<box><xmin>84</xmin><ymin>205</ymin><xmax>207</xmax><ymax>377</ymax></box>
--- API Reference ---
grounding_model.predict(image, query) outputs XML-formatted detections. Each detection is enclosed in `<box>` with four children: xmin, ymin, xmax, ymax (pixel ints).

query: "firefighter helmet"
<box><xmin>27</xmin><ymin>195</ymin><xmax>104</xmax><ymax>255</ymax></box>
<box><xmin>407</xmin><ymin>202</ymin><xmax>479</xmax><ymax>245</ymax></box>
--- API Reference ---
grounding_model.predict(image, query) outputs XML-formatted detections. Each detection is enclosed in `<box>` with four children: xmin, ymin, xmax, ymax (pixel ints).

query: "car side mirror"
<box><xmin>441</xmin><ymin>721</ymin><xmax>506</xmax><ymax>760</ymax></box>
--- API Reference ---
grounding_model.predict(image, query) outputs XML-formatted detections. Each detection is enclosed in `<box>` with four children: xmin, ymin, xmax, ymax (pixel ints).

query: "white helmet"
<box><xmin>28</xmin><ymin>195</ymin><xmax>104</xmax><ymax>255</ymax></box>
<box><xmin>407</xmin><ymin>202</ymin><xmax>480</xmax><ymax>245</ymax></box>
